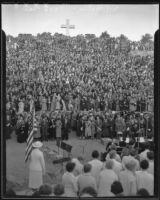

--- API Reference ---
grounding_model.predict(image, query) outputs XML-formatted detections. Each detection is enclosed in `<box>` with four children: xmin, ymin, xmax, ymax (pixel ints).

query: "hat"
<box><xmin>32</xmin><ymin>141</ymin><xmax>43</xmax><ymax>148</ymax></box>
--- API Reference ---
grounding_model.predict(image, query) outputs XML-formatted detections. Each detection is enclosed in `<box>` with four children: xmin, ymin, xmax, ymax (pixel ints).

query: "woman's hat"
<box><xmin>32</xmin><ymin>141</ymin><xmax>43</xmax><ymax>148</ymax></box>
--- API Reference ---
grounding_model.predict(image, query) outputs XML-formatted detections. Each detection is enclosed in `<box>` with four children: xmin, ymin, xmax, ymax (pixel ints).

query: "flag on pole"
<box><xmin>25</xmin><ymin>104</ymin><xmax>36</xmax><ymax>162</ymax></box>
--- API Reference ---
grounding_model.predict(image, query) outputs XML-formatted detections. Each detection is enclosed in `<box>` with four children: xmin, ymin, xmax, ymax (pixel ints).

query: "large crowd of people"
<box><xmin>5</xmin><ymin>32</ymin><xmax>154</xmax><ymax>197</ymax></box>
<box><xmin>6</xmin><ymin>32</ymin><xmax>154</xmax><ymax>142</ymax></box>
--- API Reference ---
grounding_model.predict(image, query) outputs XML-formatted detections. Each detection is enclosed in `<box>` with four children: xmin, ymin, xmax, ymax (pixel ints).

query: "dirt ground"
<box><xmin>6</xmin><ymin>131</ymin><xmax>106</xmax><ymax>194</ymax></box>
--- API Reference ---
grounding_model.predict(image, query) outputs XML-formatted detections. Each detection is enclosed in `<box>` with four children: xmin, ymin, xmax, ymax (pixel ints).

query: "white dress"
<box><xmin>42</xmin><ymin>98</ymin><xmax>47</xmax><ymax>111</ymax></box>
<box><xmin>18</xmin><ymin>101</ymin><xmax>24</xmax><ymax>114</ymax></box>
<box><xmin>29</xmin><ymin>148</ymin><xmax>45</xmax><ymax>189</ymax></box>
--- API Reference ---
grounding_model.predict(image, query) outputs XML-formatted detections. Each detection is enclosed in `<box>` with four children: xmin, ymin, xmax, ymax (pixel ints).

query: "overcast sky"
<box><xmin>2</xmin><ymin>4</ymin><xmax>159</xmax><ymax>41</ymax></box>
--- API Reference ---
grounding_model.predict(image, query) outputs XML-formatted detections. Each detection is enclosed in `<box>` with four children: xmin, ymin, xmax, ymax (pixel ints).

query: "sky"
<box><xmin>2</xmin><ymin>4</ymin><xmax>159</xmax><ymax>41</ymax></box>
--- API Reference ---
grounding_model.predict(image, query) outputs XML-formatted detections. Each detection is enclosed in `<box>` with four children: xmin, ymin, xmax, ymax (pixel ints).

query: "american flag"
<box><xmin>25</xmin><ymin>104</ymin><xmax>36</xmax><ymax>162</ymax></box>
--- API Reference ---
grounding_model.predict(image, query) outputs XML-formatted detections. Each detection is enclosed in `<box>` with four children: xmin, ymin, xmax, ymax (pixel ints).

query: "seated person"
<box><xmin>39</xmin><ymin>184</ymin><xmax>52</xmax><ymax>196</ymax></box>
<box><xmin>80</xmin><ymin>186</ymin><xmax>97</xmax><ymax>197</ymax></box>
<box><xmin>111</xmin><ymin>181</ymin><xmax>123</xmax><ymax>196</ymax></box>
<box><xmin>53</xmin><ymin>184</ymin><xmax>65</xmax><ymax>197</ymax></box>
<box><xmin>137</xmin><ymin>188</ymin><xmax>150</xmax><ymax>196</ymax></box>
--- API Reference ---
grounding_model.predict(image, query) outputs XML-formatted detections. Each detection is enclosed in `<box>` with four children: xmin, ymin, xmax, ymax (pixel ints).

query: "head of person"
<box><xmin>137</xmin><ymin>188</ymin><xmax>150</xmax><ymax>196</ymax></box>
<box><xmin>121</xmin><ymin>147</ymin><xmax>130</xmax><ymax>158</ymax></box>
<box><xmin>110</xmin><ymin>143</ymin><xmax>117</xmax><ymax>151</ymax></box>
<box><xmin>92</xmin><ymin>150</ymin><xmax>99</xmax><ymax>159</ymax></box>
<box><xmin>83</xmin><ymin>163</ymin><xmax>92</xmax><ymax>173</ymax></box>
<box><xmin>54</xmin><ymin>184</ymin><xmax>64</xmax><ymax>196</ymax></box>
<box><xmin>105</xmin><ymin>159</ymin><xmax>114</xmax><ymax>170</ymax></box>
<box><xmin>147</xmin><ymin>151</ymin><xmax>154</xmax><ymax>161</ymax></box>
<box><xmin>129</xmin><ymin>148</ymin><xmax>137</xmax><ymax>157</ymax></box>
<box><xmin>106</xmin><ymin>141</ymin><xmax>112</xmax><ymax>151</ymax></box>
<box><xmin>129</xmin><ymin>138</ymin><xmax>136</xmax><ymax>146</ymax></box>
<box><xmin>32</xmin><ymin>141</ymin><xmax>43</xmax><ymax>149</ymax></box>
<box><xmin>66</xmin><ymin>162</ymin><xmax>76</xmax><ymax>173</ymax></box>
<box><xmin>143</xmin><ymin>142</ymin><xmax>150</xmax><ymax>150</ymax></box>
<box><xmin>6</xmin><ymin>188</ymin><xmax>16</xmax><ymax>197</ymax></box>
<box><xmin>140</xmin><ymin>159</ymin><xmax>149</xmax><ymax>170</ymax></box>
<box><xmin>80</xmin><ymin>186</ymin><xmax>97</xmax><ymax>197</ymax></box>
<box><xmin>39</xmin><ymin>184</ymin><xmax>52</xmax><ymax>196</ymax></box>
<box><xmin>125</xmin><ymin>160</ymin><xmax>137</xmax><ymax>172</ymax></box>
<box><xmin>109</xmin><ymin>150</ymin><xmax>117</xmax><ymax>159</ymax></box>
<box><xmin>77</xmin><ymin>156</ymin><xmax>84</xmax><ymax>164</ymax></box>
<box><xmin>111</xmin><ymin>181</ymin><xmax>123</xmax><ymax>196</ymax></box>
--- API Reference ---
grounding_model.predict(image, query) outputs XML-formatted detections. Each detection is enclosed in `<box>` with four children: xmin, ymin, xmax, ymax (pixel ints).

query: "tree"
<box><xmin>85</xmin><ymin>34</ymin><xmax>96</xmax><ymax>41</ymax></box>
<box><xmin>118</xmin><ymin>34</ymin><xmax>128</xmax><ymax>42</ymax></box>
<box><xmin>117</xmin><ymin>34</ymin><xmax>129</xmax><ymax>52</ymax></box>
<box><xmin>37</xmin><ymin>32</ymin><xmax>52</xmax><ymax>40</ymax></box>
<box><xmin>54</xmin><ymin>32</ymin><xmax>64</xmax><ymax>38</ymax></box>
<box><xmin>100</xmin><ymin>31</ymin><xmax>110</xmax><ymax>39</ymax></box>
<box><xmin>141</xmin><ymin>33</ymin><xmax>153</xmax><ymax>44</ymax></box>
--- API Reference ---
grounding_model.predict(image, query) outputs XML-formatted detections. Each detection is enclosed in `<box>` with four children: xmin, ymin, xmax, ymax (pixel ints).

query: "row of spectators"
<box><xmin>6</xmin><ymin>109</ymin><xmax>153</xmax><ymax>143</ymax></box>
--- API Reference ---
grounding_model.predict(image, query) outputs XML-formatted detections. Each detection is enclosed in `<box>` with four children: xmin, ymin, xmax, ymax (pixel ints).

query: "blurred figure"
<box><xmin>28</xmin><ymin>141</ymin><xmax>46</xmax><ymax>191</ymax></box>
<box><xmin>119</xmin><ymin>160</ymin><xmax>137</xmax><ymax>196</ymax></box>
<box><xmin>88</xmin><ymin>150</ymin><xmax>103</xmax><ymax>184</ymax></box>
<box><xmin>98</xmin><ymin>159</ymin><xmax>118</xmax><ymax>197</ymax></box>
<box><xmin>111</xmin><ymin>181</ymin><xmax>124</xmax><ymax>196</ymax></box>
<box><xmin>77</xmin><ymin>163</ymin><xmax>97</xmax><ymax>193</ymax></box>
<box><xmin>62</xmin><ymin>162</ymin><xmax>78</xmax><ymax>197</ymax></box>
<box><xmin>136</xmin><ymin>159</ymin><xmax>154</xmax><ymax>195</ymax></box>
<box><xmin>80</xmin><ymin>186</ymin><xmax>97</xmax><ymax>198</ymax></box>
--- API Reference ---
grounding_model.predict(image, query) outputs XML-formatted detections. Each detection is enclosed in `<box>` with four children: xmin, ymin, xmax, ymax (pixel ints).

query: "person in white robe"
<box><xmin>18</xmin><ymin>100</ymin><xmax>24</xmax><ymax>114</ymax></box>
<box><xmin>136</xmin><ymin>159</ymin><xmax>154</xmax><ymax>195</ymax></box>
<box><xmin>51</xmin><ymin>93</ymin><xmax>57</xmax><ymax>111</ymax></box>
<box><xmin>62</xmin><ymin>162</ymin><xmax>78</xmax><ymax>197</ymax></box>
<box><xmin>28</xmin><ymin>141</ymin><xmax>45</xmax><ymax>191</ymax></box>
<box><xmin>97</xmin><ymin>159</ymin><xmax>118</xmax><ymax>197</ymax></box>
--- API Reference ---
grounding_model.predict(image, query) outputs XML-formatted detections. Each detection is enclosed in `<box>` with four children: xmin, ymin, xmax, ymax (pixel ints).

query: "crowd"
<box><xmin>6</xmin><ymin>33</ymin><xmax>154</xmax><ymax>142</ymax></box>
<box><xmin>6</xmin><ymin>140</ymin><xmax>154</xmax><ymax>197</ymax></box>
<box><xmin>5</xmin><ymin>32</ymin><xmax>154</xmax><ymax>197</ymax></box>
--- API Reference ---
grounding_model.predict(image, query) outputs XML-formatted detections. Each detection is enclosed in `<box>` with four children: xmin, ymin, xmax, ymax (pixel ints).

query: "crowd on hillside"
<box><xmin>5</xmin><ymin>32</ymin><xmax>154</xmax><ymax>197</ymax></box>
<box><xmin>6</xmin><ymin>140</ymin><xmax>154</xmax><ymax>197</ymax></box>
<box><xmin>6</xmin><ymin>33</ymin><xmax>154</xmax><ymax>142</ymax></box>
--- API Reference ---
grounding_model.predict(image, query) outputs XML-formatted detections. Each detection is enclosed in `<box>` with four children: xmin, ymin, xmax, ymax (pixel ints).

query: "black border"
<box><xmin>1</xmin><ymin>2</ymin><xmax>160</xmax><ymax>200</ymax></box>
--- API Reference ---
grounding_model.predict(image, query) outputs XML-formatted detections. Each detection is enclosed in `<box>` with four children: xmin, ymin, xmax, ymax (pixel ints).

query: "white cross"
<box><xmin>61</xmin><ymin>19</ymin><xmax>75</xmax><ymax>36</ymax></box>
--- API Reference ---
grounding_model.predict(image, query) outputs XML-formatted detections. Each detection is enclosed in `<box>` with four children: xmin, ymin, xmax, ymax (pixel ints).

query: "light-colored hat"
<box><xmin>32</xmin><ymin>141</ymin><xmax>43</xmax><ymax>148</ymax></box>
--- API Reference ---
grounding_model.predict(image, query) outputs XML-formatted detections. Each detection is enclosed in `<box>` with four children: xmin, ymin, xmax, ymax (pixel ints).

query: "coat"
<box><xmin>56</xmin><ymin>119</ymin><xmax>62</xmax><ymax>138</ymax></box>
<box><xmin>77</xmin><ymin>173</ymin><xmax>97</xmax><ymax>193</ymax></box>
<box><xmin>29</xmin><ymin>148</ymin><xmax>45</xmax><ymax>189</ymax></box>
<box><xmin>91</xmin><ymin>120</ymin><xmax>96</xmax><ymax>138</ymax></box>
<box><xmin>41</xmin><ymin>97</ymin><xmax>47</xmax><ymax>111</ymax></box>
<box><xmin>129</xmin><ymin>98</ymin><xmax>137</xmax><ymax>111</ymax></box>
<box><xmin>98</xmin><ymin>169</ymin><xmax>118</xmax><ymax>197</ymax></box>
<box><xmin>62</xmin><ymin>172</ymin><xmax>78</xmax><ymax>197</ymax></box>
<box><xmin>18</xmin><ymin>101</ymin><xmax>24</xmax><ymax>114</ymax></box>
<box><xmin>119</xmin><ymin>170</ymin><xmax>137</xmax><ymax>196</ymax></box>
<box><xmin>51</xmin><ymin>94</ymin><xmax>56</xmax><ymax>111</ymax></box>
<box><xmin>136</xmin><ymin>170</ymin><xmax>154</xmax><ymax>195</ymax></box>
<box><xmin>102</xmin><ymin>120</ymin><xmax>110</xmax><ymax>137</ymax></box>
<box><xmin>88</xmin><ymin>159</ymin><xmax>103</xmax><ymax>184</ymax></box>
<box><xmin>85</xmin><ymin>120</ymin><xmax>92</xmax><ymax>137</ymax></box>
<box><xmin>115</xmin><ymin>118</ymin><xmax>125</xmax><ymax>133</ymax></box>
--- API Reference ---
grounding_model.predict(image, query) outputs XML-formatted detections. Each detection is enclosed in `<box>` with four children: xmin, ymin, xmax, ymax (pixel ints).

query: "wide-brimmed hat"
<box><xmin>32</xmin><ymin>141</ymin><xmax>43</xmax><ymax>148</ymax></box>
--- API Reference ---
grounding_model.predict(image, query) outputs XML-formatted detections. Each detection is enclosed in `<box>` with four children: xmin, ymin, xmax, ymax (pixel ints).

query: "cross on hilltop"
<box><xmin>61</xmin><ymin>19</ymin><xmax>75</xmax><ymax>36</ymax></box>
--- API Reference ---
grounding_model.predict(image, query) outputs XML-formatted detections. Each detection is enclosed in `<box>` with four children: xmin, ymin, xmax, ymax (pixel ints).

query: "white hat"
<box><xmin>32</xmin><ymin>141</ymin><xmax>43</xmax><ymax>148</ymax></box>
